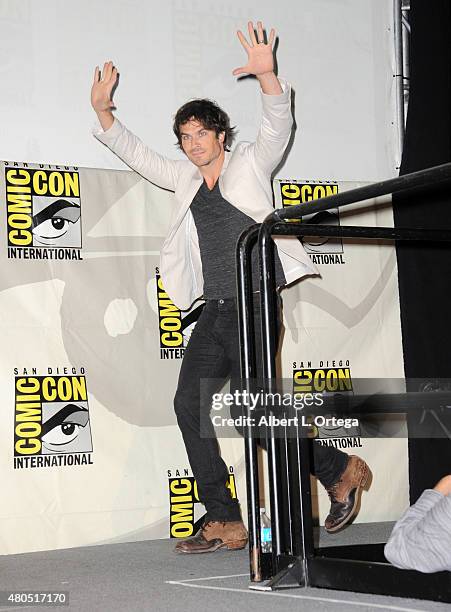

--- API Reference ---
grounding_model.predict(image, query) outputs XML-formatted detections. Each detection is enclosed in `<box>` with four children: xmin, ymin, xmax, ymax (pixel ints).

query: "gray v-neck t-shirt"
<box><xmin>190</xmin><ymin>181</ymin><xmax>286</xmax><ymax>299</ymax></box>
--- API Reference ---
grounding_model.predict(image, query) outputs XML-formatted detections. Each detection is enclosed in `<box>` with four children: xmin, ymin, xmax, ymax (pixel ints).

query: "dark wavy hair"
<box><xmin>173</xmin><ymin>99</ymin><xmax>236</xmax><ymax>151</ymax></box>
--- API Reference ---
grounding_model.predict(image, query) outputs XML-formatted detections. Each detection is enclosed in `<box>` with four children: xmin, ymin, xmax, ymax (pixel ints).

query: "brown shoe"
<box><xmin>324</xmin><ymin>455</ymin><xmax>371</xmax><ymax>533</ymax></box>
<box><xmin>174</xmin><ymin>520</ymin><xmax>248</xmax><ymax>554</ymax></box>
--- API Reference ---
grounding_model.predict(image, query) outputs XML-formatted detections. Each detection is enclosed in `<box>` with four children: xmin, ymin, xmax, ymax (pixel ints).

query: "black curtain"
<box><xmin>392</xmin><ymin>0</ymin><xmax>451</xmax><ymax>503</ymax></box>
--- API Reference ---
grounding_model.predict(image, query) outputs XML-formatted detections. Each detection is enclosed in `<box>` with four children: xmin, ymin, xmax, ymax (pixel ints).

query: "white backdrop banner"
<box><xmin>0</xmin><ymin>162</ymin><xmax>408</xmax><ymax>555</ymax></box>
<box><xmin>0</xmin><ymin>0</ymin><xmax>399</xmax><ymax>180</ymax></box>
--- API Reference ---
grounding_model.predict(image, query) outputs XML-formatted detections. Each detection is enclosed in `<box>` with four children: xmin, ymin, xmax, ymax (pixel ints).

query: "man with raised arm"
<box><xmin>91</xmin><ymin>21</ymin><xmax>371</xmax><ymax>553</ymax></box>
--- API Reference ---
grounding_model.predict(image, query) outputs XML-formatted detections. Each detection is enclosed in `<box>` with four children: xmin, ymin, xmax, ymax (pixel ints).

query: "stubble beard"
<box><xmin>188</xmin><ymin>143</ymin><xmax>223</xmax><ymax>167</ymax></box>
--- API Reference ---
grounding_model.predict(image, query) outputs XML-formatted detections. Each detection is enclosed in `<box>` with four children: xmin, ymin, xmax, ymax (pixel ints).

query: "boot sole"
<box><xmin>325</xmin><ymin>462</ymin><xmax>372</xmax><ymax>534</ymax></box>
<box><xmin>175</xmin><ymin>539</ymin><xmax>248</xmax><ymax>554</ymax></box>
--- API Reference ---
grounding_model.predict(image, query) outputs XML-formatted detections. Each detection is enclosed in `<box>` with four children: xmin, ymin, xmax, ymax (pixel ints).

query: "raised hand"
<box><xmin>233</xmin><ymin>21</ymin><xmax>276</xmax><ymax>77</ymax></box>
<box><xmin>91</xmin><ymin>61</ymin><xmax>118</xmax><ymax>114</ymax></box>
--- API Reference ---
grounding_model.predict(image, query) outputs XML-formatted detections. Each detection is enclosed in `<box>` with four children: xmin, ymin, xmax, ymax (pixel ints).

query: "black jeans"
<box><xmin>174</xmin><ymin>297</ymin><xmax>348</xmax><ymax>522</ymax></box>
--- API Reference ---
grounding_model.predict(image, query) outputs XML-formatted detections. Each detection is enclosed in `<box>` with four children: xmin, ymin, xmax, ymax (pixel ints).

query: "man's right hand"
<box><xmin>91</xmin><ymin>61</ymin><xmax>118</xmax><ymax>131</ymax></box>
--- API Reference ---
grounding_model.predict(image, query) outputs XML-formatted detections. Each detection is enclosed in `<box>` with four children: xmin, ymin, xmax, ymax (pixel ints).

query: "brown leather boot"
<box><xmin>324</xmin><ymin>455</ymin><xmax>371</xmax><ymax>533</ymax></box>
<box><xmin>174</xmin><ymin>520</ymin><xmax>248</xmax><ymax>554</ymax></box>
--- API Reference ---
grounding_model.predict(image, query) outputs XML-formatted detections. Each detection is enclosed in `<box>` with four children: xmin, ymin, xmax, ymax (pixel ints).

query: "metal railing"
<box><xmin>236</xmin><ymin>161</ymin><xmax>451</xmax><ymax>601</ymax></box>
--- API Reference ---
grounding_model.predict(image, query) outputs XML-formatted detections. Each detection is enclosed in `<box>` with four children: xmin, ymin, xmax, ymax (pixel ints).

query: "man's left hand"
<box><xmin>233</xmin><ymin>21</ymin><xmax>276</xmax><ymax>77</ymax></box>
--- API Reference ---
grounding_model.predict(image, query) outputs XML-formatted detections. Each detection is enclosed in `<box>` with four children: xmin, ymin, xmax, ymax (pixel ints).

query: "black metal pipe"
<box><xmin>258</xmin><ymin>218</ymin><xmax>286</xmax><ymax>567</ymax></box>
<box><xmin>236</xmin><ymin>224</ymin><xmax>263</xmax><ymax>582</ymax></box>
<box><xmin>259</xmin><ymin>218</ymin><xmax>279</xmax><ymax>386</ymax></box>
<box><xmin>237</xmin><ymin>225</ymin><xmax>259</xmax><ymax>380</ymax></box>
<box><xmin>272</xmin><ymin>223</ymin><xmax>451</xmax><ymax>242</ymax></box>
<box><xmin>289</xmin><ymin>422</ymin><xmax>314</xmax><ymax>566</ymax></box>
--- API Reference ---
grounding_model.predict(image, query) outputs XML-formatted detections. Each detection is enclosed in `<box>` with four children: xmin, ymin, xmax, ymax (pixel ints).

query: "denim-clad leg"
<box><xmin>174</xmin><ymin>300</ymin><xmax>242</xmax><ymax>521</ymax></box>
<box><xmin>174</xmin><ymin>297</ymin><xmax>348</xmax><ymax>521</ymax></box>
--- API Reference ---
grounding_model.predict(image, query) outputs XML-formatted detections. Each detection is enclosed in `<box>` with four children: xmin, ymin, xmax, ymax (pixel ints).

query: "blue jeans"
<box><xmin>174</xmin><ymin>297</ymin><xmax>348</xmax><ymax>521</ymax></box>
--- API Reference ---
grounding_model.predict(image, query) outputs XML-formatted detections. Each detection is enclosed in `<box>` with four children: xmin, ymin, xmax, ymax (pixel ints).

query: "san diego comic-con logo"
<box><xmin>292</xmin><ymin>360</ymin><xmax>362</xmax><ymax>447</ymax></box>
<box><xmin>167</xmin><ymin>467</ymin><xmax>237</xmax><ymax>538</ymax></box>
<box><xmin>279</xmin><ymin>181</ymin><xmax>345</xmax><ymax>265</ymax></box>
<box><xmin>13</xmin><ymin>369</ymin><xmax>93</xmax><ymax>469</ymax></box>
<box><xmin>5</xmin><ymin>162</ymin><xmax>82</xmax><ymax>261</ymax></box>
<box><xmin>155</xmin><ymin>267</ymin><xmax>204</xmax><ymax>360</ymax></box>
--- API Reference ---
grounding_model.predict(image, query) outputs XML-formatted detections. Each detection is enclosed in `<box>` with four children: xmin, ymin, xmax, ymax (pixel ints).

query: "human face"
<box><xmin>179</xmin><ymin>119</ymin><xmax>224</xmax><ymax>168</ymax></box>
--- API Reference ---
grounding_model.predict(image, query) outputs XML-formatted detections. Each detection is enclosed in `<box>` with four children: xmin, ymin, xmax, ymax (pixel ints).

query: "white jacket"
<box><xmin>94</xmin><ymin>79</ymin><xmax>317</xmax><ymax>310</ymax></box>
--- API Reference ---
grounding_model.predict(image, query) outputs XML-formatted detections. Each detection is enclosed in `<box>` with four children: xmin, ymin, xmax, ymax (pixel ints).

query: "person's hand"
<box><xmin>91</xmin><ymin>61</ymin><xmax>118</xmax><ymax>114</ymax></box>
<box><xmin>233</xmin><ymin>21</ymin><xmax>275</xmax><ymax>77</ymax></box>
<box><xmin>434</xmin><ymin>475</ymin><xmax>451</xmax><ymax>496</ymax></box>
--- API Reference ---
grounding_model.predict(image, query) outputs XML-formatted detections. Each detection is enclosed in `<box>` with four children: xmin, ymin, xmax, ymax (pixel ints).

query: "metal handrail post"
<box><xmin>258</xmin><ymin>218</ymin><xmax>315</xmax><ymax>583</ymax></box>
<box><xmin>236</xmin><ymin>224</ymin><xmax>263</xmax><ymax>581</ymax></box>
<box><xmin>258</xmin><ymin>219</ymin><xmax>285</xmax><ymax>570</ymax></box>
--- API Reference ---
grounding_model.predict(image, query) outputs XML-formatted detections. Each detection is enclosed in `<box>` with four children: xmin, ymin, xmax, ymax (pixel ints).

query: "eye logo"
<box><xmin>14</xmin><ymin>374</ymin><xmax>94</xmax><ymax>469</ymax></box>
<box><xmin>300</xmin><ymin>209</ymin><xmax>340</xmax><ymax>250</ymax></box>
<box><xmin>279</xmin><ymin>181</ymin><xmax>344</xmax><ymax>256</ymax></box>
<box><xmin>292</xmin><ymin>365</ymin><xmax>361</xmax><ymax>441</ymax></box>
<box><xmin>32</xmin><ymin>199</ymin><xmax>81</xmax><ymax>247</ymax></box>
<box><xmin>41</xmin><ymin>402</ymin><xmax>91</xmax><ymax>454</ymax></box>
<box><xmin>6</xmin><ymin>165</ymin><xmax>83</xmax><ymax>260</ymax></box>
